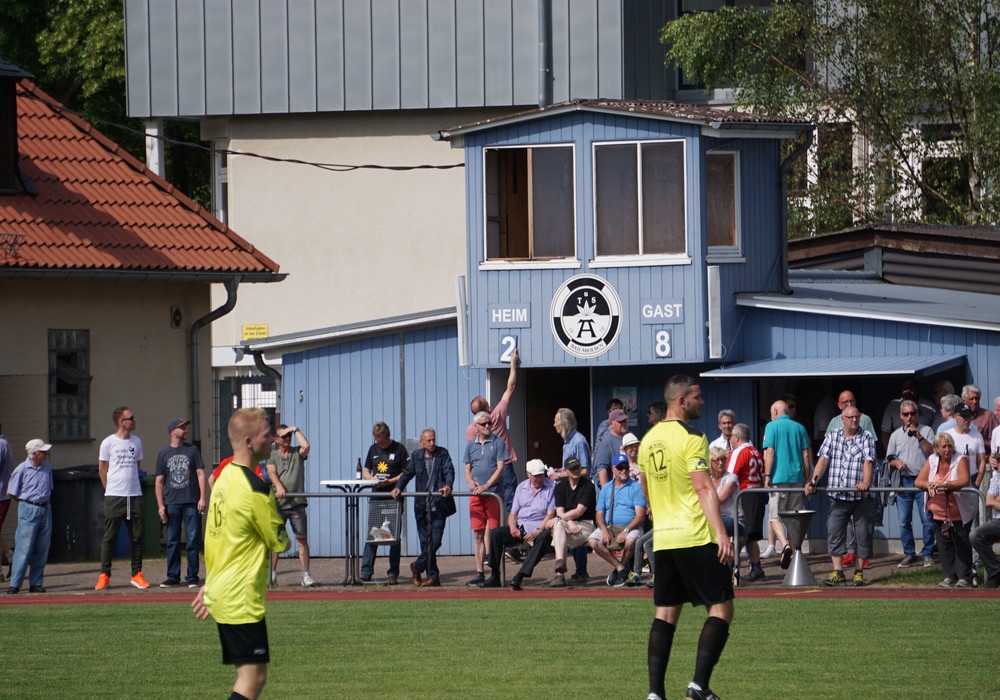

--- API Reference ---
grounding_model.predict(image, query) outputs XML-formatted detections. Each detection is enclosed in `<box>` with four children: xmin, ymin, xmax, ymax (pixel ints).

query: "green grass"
<box><xmin>6</xmin><ymin>598</ymin><xmax>998</xmax><ymax>699</ymax></box>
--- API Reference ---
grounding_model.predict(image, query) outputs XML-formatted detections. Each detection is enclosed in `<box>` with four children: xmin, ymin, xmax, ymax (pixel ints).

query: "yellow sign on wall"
<box><xmin>242</xmin><ymin>324</ymin><xmax>269</xmax><ymax>340</ymax></box>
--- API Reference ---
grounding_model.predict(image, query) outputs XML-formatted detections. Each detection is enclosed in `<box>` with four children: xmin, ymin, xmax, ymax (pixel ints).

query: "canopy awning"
<box><xmin>701</xmin><ymin>354</ymin><xmax>966</xmax><ymax>379</ymax></box>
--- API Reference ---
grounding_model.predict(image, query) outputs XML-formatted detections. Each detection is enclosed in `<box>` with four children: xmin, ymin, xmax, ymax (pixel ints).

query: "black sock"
<box><xmin>229</xmin><ymin>693</ymin><xmax>250</xmax><ymax>700</ymax></box>
<box><xmin>692</xmin><ymin>616</ymin><xmax>730</xmax><ymax>691</ymax></box>
<box><xmin>648</xmin><ymin>618</ymin><xmax>676</xmax><ymax>698</ymax></box>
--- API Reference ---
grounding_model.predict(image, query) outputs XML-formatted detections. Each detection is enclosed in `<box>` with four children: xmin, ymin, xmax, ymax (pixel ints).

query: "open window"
<box><xmin>594</xmin><ymin>140</ymin><xmax>687</xmax><ymax>260</ymax></box>
<box><xmin>706</xmin><ymin>151</ymin><xmax>741</xmax><ymax>259</ymax></box>
<box><xmin>484</xmin><ymin>145</ymin><xmax>575</xmax><ymax>262</ymax></box>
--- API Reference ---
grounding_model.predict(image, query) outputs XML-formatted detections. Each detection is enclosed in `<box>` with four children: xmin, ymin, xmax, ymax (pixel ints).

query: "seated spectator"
<box><xmin>970</xmin><ymin>459</ymin><xmax>1000</xmax><ymax>589</ymax></box>
<box><xmin>621</xmin><ymin>432</ymin><xmax>640</xmax><ymax>481</ymax></box>
<box><xmin>549</xmin><ymin>457</ymin><xmax>597</xmax><ymax>588</ymax></box>
<box><xmin>480</xmin><ymin>460</ymin><xmax>554</xmax><ymax>590</ymax></box>
<box><xmin>591</xmin><ymin>454</ymin><xmax>646</xmax><ymax>587</ymax></box>
<box><xmin>915</xmin><ymin>433</ymin><xmax>974</xmax><ymax>588</ymax></box>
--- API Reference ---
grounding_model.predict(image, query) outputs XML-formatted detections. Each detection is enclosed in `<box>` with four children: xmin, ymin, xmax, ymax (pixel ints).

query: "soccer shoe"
<box><xmin>410</xmin><ymin>562</ymin><xmax>422</xmax><ymax>587</ymax></box>
<box><xmin>94</xmin><ymin>573</ymin><xmax>110</xmax><ymax>590</ymax></box>
<box><xmin>841</xmin><ymin>552</ymin><xmax>856</xmax><ymax>567</ymax></box>
<box><xmin>779</xmin><ymin>545</ymin><xmax>793</xmax><ymax>569</ymax></box>
<box><xmin>302</xmin><ymin>571</ymin><xmax>317</xmax><ymax>587</ymax></box>
<box><xmin>130</xmin><ymin>572</ymin><xmax>150</xmax><ymax>589</ymax></box>
<box><xmin>823</xmin><ymin>570</ymin><xmax>846</xmax><ymax>586</ymax></box>
<box><xmin>647</xmin><ymin>694</ymin><xmax>665</xmax><ymax>700</ymax></box>
<box><xmin>686</xmin><ymin>682</ymin><xmax>720</xmax><ymax>699</ymax></box>
<box><xmin>852</xmin><ymin>571</ymin><xmax>864</xmax><ymax>587</ymax></box>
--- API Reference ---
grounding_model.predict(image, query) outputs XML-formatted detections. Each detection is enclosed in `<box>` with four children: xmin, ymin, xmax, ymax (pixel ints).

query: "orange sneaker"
<box><xmin>130</xmin><ymin>572</ymin><xmax>150</xmax><ymax>589</ymax></box>
<box><xmin>95</xmin><ymin>573</ymin><xmax>110</xmax><ymax>590</ymax></box>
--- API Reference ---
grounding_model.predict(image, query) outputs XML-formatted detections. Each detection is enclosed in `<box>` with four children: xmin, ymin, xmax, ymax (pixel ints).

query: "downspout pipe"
<box><xmin>778</xmin><ymin>129</ymin><xmax>813</xmax><ymax>294</ymax></box>
<box><xmin>251</xmin><ymin>351</ymin><xmax>282</xmax><ymax>424</ymax></box>
<box><xmin>538</xmin><ymin>0</ymin><xmax>553</xmax><ymax>107</ymax></box>
<box><xmin>189</xmin><ymin>278</ymin><xmax>240</xmax><ymax>448</ymax></box>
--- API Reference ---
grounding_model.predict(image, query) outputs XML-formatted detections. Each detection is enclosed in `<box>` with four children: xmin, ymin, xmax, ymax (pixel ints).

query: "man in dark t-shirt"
<box><xmin>360</xmin><ymin>422</ymin><xmax>409</xmax><ymax>584</ymax></box>
<box><xmin>154</xmin><ymin>418</ymin><xmax>206</xmax><ymax>588</ymax></box>
<box><xmin>549</xmin><ymin>457</ymin><xmax>597</xmax><ymax>587</ymax></box>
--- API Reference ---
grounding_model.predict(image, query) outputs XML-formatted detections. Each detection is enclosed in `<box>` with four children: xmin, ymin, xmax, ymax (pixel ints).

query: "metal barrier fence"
<box><xmin>286</xmin><ymin>489</ymin><xmax>507</xmax><ymax>585</ymax></box>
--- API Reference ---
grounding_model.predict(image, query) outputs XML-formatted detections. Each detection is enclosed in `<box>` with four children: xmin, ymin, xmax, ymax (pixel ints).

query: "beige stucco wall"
<box><xmin>209</xmin><ymin>108</ymin><xmax>509</xmax><ymax>359</ymax></box>
<box><xmin>0</xmin><ymin>279</ymin><xmax>214</xmax><ymax>470</ymax></box>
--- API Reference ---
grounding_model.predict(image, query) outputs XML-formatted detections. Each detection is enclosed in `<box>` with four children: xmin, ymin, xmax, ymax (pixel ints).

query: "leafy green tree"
<box><xmin>1</xmin><ymin>0</ymin><xmax>209</xmax><ymax>209</ymax></box>
<box><xmin>662</xmin><ymin>0</ymin><xmax>1000</xmax><ymax>236</ymax></box>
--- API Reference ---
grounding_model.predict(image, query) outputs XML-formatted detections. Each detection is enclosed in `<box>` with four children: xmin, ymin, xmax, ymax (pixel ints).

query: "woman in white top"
<box><xmin>710</xmin><ymin>446</ymin><xmax>743</xmax><ymax>540</ymax></box>
<box><xmin>916</xmin><ymin>433</ymin><xmax>972</xmax><ymax>587</ymax></box>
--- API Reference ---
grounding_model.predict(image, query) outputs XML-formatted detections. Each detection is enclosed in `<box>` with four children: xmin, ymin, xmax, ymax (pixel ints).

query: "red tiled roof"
<box><xmin>0</xmin><ymin>80</ymin><xmax>281</xmax><ymax>280</ymax></box>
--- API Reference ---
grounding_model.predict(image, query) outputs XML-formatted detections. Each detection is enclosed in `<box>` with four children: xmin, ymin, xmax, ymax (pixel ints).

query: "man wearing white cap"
<box><xmin>155</xmin><ymin>418</ymin><xmax>207</xmax><ymax>588</ymax></box>
<box><xmin>6</xmin><ymin>439</ymin><xmax>54</xmax><ymax>594</ymax></box>
<box><xmin>481</xmin><ymin>459</ymin><xmax>555</xmax><ymax>590</ymax></box>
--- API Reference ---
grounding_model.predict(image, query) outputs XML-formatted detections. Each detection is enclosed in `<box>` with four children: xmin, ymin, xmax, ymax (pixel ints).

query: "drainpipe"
<box><xmin>778</xmin><ymin>129</ymin><xmax>813</xmax><ymax>294</ymax></box>
<box><xmin>189</xmin><ymin>278</ymin><xmax>240</xmax><ymax>448</ymax></box>
<box><xmin>251</xmin><ymin>351</ymin><xmax>282</xmax><ymax>424</ymax></box>
<box><xmin>538</xmin><ymin>0</ymin><xmax>553</xmax><ymax>107</ymax></box>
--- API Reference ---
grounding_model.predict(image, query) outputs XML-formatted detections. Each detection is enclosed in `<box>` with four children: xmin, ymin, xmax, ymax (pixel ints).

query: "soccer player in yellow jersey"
<box><xmin>192</xmin><ymin>408</ymin><xmax>290</xmax><ymax>700</ymax></box>
<box><xmin>639</xmin><ymin>376</ymin><xmax>734</xmax><ymax>700</ymax></box>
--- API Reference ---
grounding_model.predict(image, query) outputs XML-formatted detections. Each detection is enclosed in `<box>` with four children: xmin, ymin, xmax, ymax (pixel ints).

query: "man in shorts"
<box><xmin>266</xmin><ymin>424</ymin><xmax>314</xmax><ymax>587</ymax></box>
<box><xmin>192</xmin><ymin>408</ymin><xmax>290</xmax><ymax>700</ymax></box>
<box><xmin>639</xmin><ymin>375</ymin><xmax>734</xmax><ymax>700</ymax></box>
<box><xmin>463</xmin><ymin>410</ymin><xmax>508</xmax><ymax>586</ymax></box>
<box><xmin>762</xmin><ymin>399</ymin><xmax>812</xmax><ymax>569</ymax></box>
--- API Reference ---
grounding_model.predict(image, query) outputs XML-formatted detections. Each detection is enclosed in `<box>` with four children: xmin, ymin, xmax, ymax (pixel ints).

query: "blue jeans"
<box><xmin>896</xmin><ymin>476</ymin><xmax>934</xmax><ymax>558</ymax></box>
<box><xmin>412</xmin><ymin>508</ymin><xmax>447</xmax><ymax>581</ymax></box>
<box><xmin>9</xmin><ymin>502</ymin><xmax>51</xmax><ymax>589</ymax></box>
<box><xmin>165</xmin><ymin>503</ymin><xmax>201</xmax><ymax>583</ymax></box>
<box><xmin>501</xmin><ymin>463</ymin><xmax>517</xmax><ymax>514</ymax></box>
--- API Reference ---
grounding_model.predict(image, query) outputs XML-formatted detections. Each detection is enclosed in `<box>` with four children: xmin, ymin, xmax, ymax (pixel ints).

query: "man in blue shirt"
<box><xmin>463</xmin><ymin>412</ymin><xmax>508</xmax><ymax>587</ymax></box>
<box><xmin>6</xmin><ymin>439</ymin><xmax>54</xmax><ymax>594</ymax></box>
<box><xmin>591</xmin><ymin>453</ymin><xmax>647</xmax><ymax>586</ymax></box>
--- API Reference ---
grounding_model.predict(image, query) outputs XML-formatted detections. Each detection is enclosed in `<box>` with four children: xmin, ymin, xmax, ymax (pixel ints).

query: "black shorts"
<box><xmin>217</xmin><ymin>618</ymin><xmax>270</xmax><ymax>665</ymax></box>
<box><xmin>742</xmin><ymin>491</ymin><xmax>767</xmax><ymax>542</ymax></box>
<box><xmin>653</xmin><ymin>544</ymin><xmax>734</xmax><ymax>609</ymax></box>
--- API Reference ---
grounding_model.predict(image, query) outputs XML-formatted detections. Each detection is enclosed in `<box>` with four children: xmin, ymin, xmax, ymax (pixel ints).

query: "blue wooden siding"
<box><xmin>279</xmin><ymin>324</ymin><xmax>486</xmax><ymax>557</ymax></box>
<box><xmin>124</xmin><ymin>0</ymin><xmax>676</xmax><ymax>118</ymax></box>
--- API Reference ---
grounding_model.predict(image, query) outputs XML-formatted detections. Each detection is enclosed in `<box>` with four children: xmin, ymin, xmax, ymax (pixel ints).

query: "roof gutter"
<box><xmin>251</xmin><ymin>352</ymin><xmax>283</xmax><ymax>423</ymax></box>
<box><xmin>189</xmin><ymin>278</ymin><xmax>240</xmax><ymax>449</ymax></box>
<box><xmin>538</xmin><ymin>0</ymin><xmax>553</xmax><ymax>107</ymax></box>
<box><xmin>778</xmin><ymin>129</ymin><xmax>813</xmax><ymax>294</ymax></box>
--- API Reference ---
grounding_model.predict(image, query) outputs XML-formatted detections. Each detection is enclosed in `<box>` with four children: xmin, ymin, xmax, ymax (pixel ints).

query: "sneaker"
<box><xmin>302</xmin><ymin>571</ymin><xmax>317</xmax><ymax>587</ymax></box>
<box><xmin>159</xmin><ymin>579</ymin><xmax>181</xmax><ymax>588</ymax></box>
<box><xmin>923</xmin><ymin>556</ymin><xmax>934</xmax><ymax>568</ymax></box>
<box><xmin>465</xmin><ymin>573</ymin><xmax>485</xmax><ymax>587</ymax></box>
<box><xmin>852</xmin><ymin>571</ymin><xmax>864</xmax><ymax>587</ymax></box>
<box><xmin>385</xmin><ymin>576</ymin><xmax>398</xmax><ymax>586</ymax></box>
<box><xmin>130</xmin><ymin>572</ymin><xmax>150</xmax><ymax>589</ymax></box>
<box><xmin>550</xmin><ymin>573</ymin><xmax>566</xmax><ymax>588</ymax></box>
<box><xmin>186</xmin><ymin>578</ymin><xmax>200</xmax><ymax>588</ymax></box>
<box><xmin>268</xmin><ymin>570</ymin><xmax>277</xmax><ymax>587</ymax></box>
<box><xmin>939</xmin><ymin>577</ymin><xmax>956</xmax><ymax>588</ymax></box>
<box><xmin>646</xmin><ymin>574</ymin><xmax>656</xmax><ymax>589</ymax></box>
<box><xmin>94</xmin><ymin>573</ymin><xmax>110</xmax><ymax>590</ymax></box>
<box><xmin>569</xmin><ymin>572</ymin><xmax>590</xmax><ymax>584</ymax></box>
<box><xmin>841</xmin><ymin>552</ymin><xmax>856</xmax><ymax>567</ymax></box>
<box><xmin>897</xmin><ymin>555</ymin><xmax>921</xmax><ymax>568</ymax></box>
<box><xmin>744</xmin><ymin>568</ymin><xmax>765</xmax><ymax>582</ymax></box>
<box><xmin>956</xmin><ymin>578</ymin><xmax>972</xmax><ymax>588</ymax></box>
<box><xmin>780</xmin><ymin>545</ymin><xmax>793</xmax><ymax>569</ymax></box>
<box><xmin>505</xmin><ymin>546</ymin><xmax>524</xmax><ymax>563</ymax></box>
<box><xmin>613</xmin><ymin>568</ymin><xmax>630</xmax><ymax>588</ymax></box>
<box><xmin>553</xmin><ymin>558</ymin><xmax>567</xmax><ymax>574</ymax></box>
<box><xmin>686</xmin><ymin>682</ymin><xmax>720</xmax><ymax>699</ymax></box>
<box><xmin>359</xmin><ymin>577</ymin><xmax>377</xmax><ymax>585</ymax></box>
<box><xmin>824</xmin><ymin>570</ymin><xmax>846</xmax><ymax>586</ymax></box>
<box><xmin>7</xmin><ymin>587</ymin><xmax>18</xmax><ymax>594</ymax></box>
<box><xmin>28</xmin><ymin>585</ymin><xmax>46</xmax><ymax>593</ymax></box>
<box><xmin>626</xmin><ymin>571</ymin><xmax>643</xmax><ymax>587</ymax></box>
<box><xmin>642</xmin><ymin>562</ymin><xmax>651</xmax><ymax>573</ymax></box>
<box><xmin>760</xmin><ymin>545</ymin><xmax>778</xmax><ymax>559</ymax></box>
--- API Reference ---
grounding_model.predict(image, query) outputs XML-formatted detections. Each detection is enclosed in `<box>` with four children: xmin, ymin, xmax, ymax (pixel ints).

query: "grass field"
<box><xmin>7</xmin><ymin>597</ymin><xmax>997</xmax><ymax>699</ymax></box>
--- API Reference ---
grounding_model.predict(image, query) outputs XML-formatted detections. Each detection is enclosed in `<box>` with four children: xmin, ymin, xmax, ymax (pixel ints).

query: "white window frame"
<box><xmin>706</xmin><ymin>150</ymin><xmax>744</xmax><ymax>263</ymax></box>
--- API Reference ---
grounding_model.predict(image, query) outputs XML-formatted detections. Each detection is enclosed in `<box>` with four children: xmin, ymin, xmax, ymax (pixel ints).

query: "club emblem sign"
<box><xmin>550</xmin><ymin>275</ymin><xmax>622</xmax><ymax>358</ymax></box>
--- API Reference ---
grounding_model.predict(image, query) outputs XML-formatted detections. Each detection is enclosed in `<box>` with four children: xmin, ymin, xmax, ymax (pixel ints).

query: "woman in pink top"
<box><xmin>916</xmin><ymin>433</ymin><xmax>972</xmax><ymax>587</ymax></box>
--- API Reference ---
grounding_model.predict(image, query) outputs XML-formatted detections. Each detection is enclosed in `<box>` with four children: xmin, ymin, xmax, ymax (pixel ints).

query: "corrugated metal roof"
<box><xmin>735</xmin><ymin>274</ymin><xmax>1000</xmax><ymax>333</ymax></box>
<box><xmin>0</xmin><ymin>79</ymin><xmax>283</xmax><ymax>282</ymax></box>
<box><xmin>437</xmin><ymin>99</ymin><xmax>813</xmax><ymax>139</ymax></box>
<box><xmin>702</xmin><ymin>354</ymin><xmax>966</xmax><ymax>379</ymax></box>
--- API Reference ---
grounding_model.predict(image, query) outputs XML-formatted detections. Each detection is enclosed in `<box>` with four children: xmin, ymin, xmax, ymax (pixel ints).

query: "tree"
<box><xmin>0</xmin><ymin>0</ymin><xmax>210</xmax><ymax>209</ymax></box>
<box><xmin>662</xmin><ymin>0</ymin><xmax>1000</xmax><ymax>236</ymax></box>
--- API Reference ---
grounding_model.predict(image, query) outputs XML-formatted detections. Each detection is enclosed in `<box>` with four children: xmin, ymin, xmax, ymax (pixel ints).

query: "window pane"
<box><xmin>641</xmin><ymin>142</ymin><xmax>686</xmax><ymax>254</ymax></box>
<box><xmin>485</xmin><ymin>148</ymin><xmax>530</xmax><ymax>259</ymax></box>
<box><xmin>531</xmin><ymin>147</ymin><xmax>575</xmax><ymax>258</ymax></box>
<box><xmin>707</xmin><ymin>153</ymin><xmax>736</xmax><ymax>247</ymax></box>
<box><xmin>48</xmin><ymin>329</ymin><xmax>90</xmax><ymax>440</ymax></box>
<box><xmin>595</xmin><ymin>144</ymin><xmax>639</xmax><ymax>255</ymax></box>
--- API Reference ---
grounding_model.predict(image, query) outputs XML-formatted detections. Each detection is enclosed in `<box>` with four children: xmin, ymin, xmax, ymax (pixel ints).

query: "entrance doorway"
<box><xmin>524</xmin><ymin>368</ymin><xmax>591</xmax><ymax>469</ymax></box>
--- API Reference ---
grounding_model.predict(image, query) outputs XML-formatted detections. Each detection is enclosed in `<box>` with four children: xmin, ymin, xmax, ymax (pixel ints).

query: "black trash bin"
<box><xmin>50</xmin><ymin>464</ymin><xmax>106</xmax><ymax>562</ymax></box>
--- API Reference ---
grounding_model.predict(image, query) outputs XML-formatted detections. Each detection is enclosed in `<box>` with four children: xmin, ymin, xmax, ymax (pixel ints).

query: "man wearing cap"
<box><xmin>549</xmin><ymin>456</ymin><xmax>597</xmax><ymax>587</ymax></box>
<box><xmin>481</xmin><ymin>459</ymin><xmax>554</xmax><ymax>590</ymax></box>
<box><xmin>155</xmin><ymin>418</ymin><xmax>207</xmax><ymax>588</ymax></box>
<box><xmin>591</xmin><ymin>452</ymin><xmax>647</xmax><ymax>587</ymax></box>
<box><xmin>593</xmin><ymin>408</ymin><xmax>630</xmax><ymax>488</ymax></box>
<box><xmin>96</xmin><ymin>406</ymin><xmax>147</xmax><ymax>590</ymax></box>
<box><xmin>267</xmin><ymin>424</ymin><xmax>315</xmax><ymax>587</ymax></box>
<box><xmin>6</xmin><ymin>439</ymin><xmax>54</xmax><ymax>594</ymax></box>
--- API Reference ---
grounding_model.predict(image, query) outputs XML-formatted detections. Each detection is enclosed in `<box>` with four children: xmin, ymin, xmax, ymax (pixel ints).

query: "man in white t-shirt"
<box><xmin>95</xmin><ymin>406</ymin><xmax>147</xmax><ymax>590</ymax></box>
